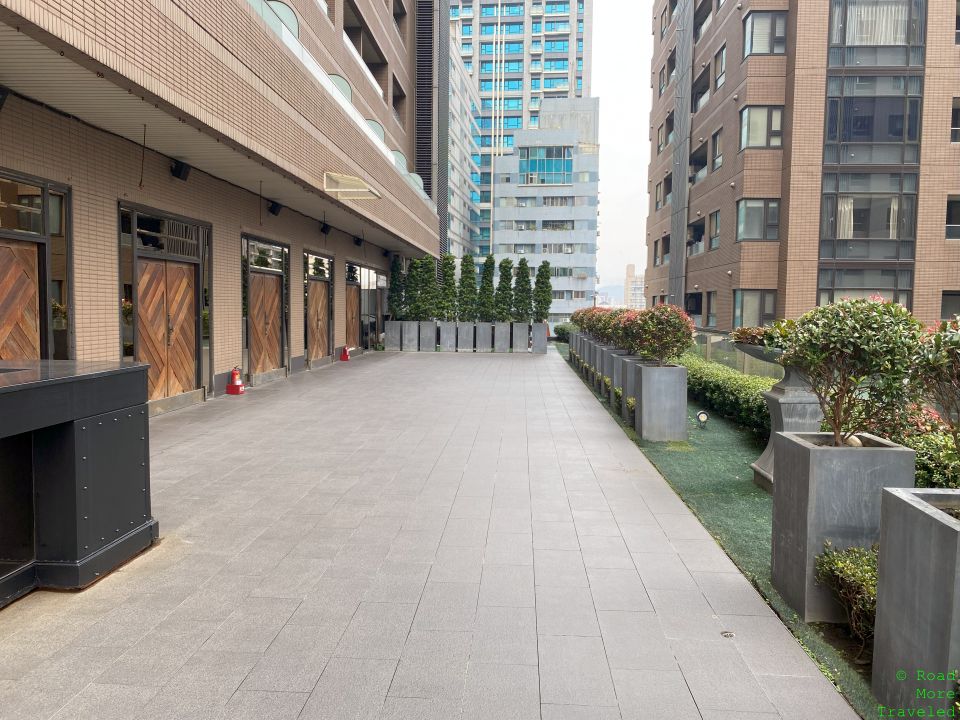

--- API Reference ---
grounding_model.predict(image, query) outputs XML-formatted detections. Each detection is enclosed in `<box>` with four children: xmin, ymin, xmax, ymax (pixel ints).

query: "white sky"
<box><xmin>593</xmin><ymin>1</ymin><xmax>652</xmax><ymax>288</ymax></box>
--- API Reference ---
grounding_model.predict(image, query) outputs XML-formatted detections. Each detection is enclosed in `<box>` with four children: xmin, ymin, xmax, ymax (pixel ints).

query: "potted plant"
<box><xmin>385</xmin><ymin>255</ymin><xmax>405</xmax><ymax>351</ymax></box>
<box><xmin>730</xmin><ymin>326</ymin><xmax>823</xmax><ymax>492</ymax></box>
<box><xmin>625</xmin><ymin>305</ymin><xmax>694</xmax><ymax>442</ymax></box>
<box><xmin>770</xmin><ymin>297</ymin><xmax>921</xmax><ymax>623</ymax></box>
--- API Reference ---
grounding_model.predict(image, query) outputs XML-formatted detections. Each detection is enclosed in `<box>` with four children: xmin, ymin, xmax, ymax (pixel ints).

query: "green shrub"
<box><xmin>629</xmin><ymin>305</ymin><xmax>695</xmax><ymax>366</ymax></box>
<box><xmin>815</xmin><ymin>543</ymin><xmax>878</xmax><ymax>653</ymax></box>
<box><xmin>680</xmin><ymin>354</ymin><xmax>775</xmax><ymax>436</ymax></box>
<box><xmin>918</xmin><ymin>318</ymin><xmax>960</xmax><ymax>457</ymax></box>
<box><xmin>553</xmin><ymin>323</ymin><xmax>575</xmax><ymax>343</ymax></box>
<box><xmin>904</xmin><ymin>433</ymin><xmax>960</xmax><ymax>489</ymax></box>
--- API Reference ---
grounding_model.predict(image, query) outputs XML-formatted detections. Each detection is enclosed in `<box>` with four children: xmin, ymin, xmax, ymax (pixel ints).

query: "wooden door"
<box><xmin>0</xmin><ymin>239</ymin><xmax>41</xmax><ymax>360</ymax></box>
<box><xmin>165</xmin><ymin>262</ymin><xmax>196</xmax><ymax>397</ymax></box>
<box><xmin>345</xmin><ymin>284</ymin><xmax>360</xmax><ymax>349</ymax></box>
<box><xmin>306</xmin><ymin>279</ymin><xmax>329</xmax><ymax>361</ymax></box>
<box><xmin>249</xmin><ymin>271</ymin><xmax>282</xmax><ymax>374</ymax></box>
<box><xmin>137</xmin><ymin>259</ymin><xmax>197</xmax><ymax>401</ymax></box>
<box><xmin>137</xmin><ymin>259</ymin><xmax>169</xmax><ymax>401</ymax></box>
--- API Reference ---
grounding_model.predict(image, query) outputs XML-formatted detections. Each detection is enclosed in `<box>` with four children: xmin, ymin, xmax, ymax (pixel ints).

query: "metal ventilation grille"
<box><xmin>415</xmin><ymin>0</ymin><xmax>435</xmax><ymax>200</ymax></box>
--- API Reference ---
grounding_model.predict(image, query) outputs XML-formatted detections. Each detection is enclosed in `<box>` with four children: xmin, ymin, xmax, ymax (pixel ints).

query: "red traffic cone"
<box><xmin>340</xmin><ymin>346</ymin><xmax>350</xmax><ymax>361</ymax></box>
<box><xmin>226</xmin><ymin>366</ymin><xmax>245</xmax><ymax>395</ymax></box>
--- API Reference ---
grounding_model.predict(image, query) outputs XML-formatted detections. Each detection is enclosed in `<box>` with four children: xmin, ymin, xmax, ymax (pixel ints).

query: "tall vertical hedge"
<box><xmin>405</xmin><ymin>257</ymin><xmax>438</xmax><ymax>321</ymax></box>
<box><xmin>512</xmin><ymin>257</ymin><xmax>533</xmax><ymax>322</ymax></box>
<box><xmin>388</xmin><ymin>255</ymin><xmax>406</xmax><ymax>320</ymax></box>
<box><xmin>494</xmin><ymin>258</ymin><xmax>514</xmax><ymax>322</ymax></box>
<box><xmin>477</xmin><ymin>255</ymin><xmax>497</xmax><ymax>322</ymax></box>
<box><xmin>533</xmin><ymin>260</ymin><xmax>553</xmax><ymax>323</ymax></box>
<box><xmin>457</xmin><ymin>255</ymin><xmax>478</xmax><ymax>321</ymax></box>
<box><xmin>437</xmin><ymin>253</ymin><xmax>458</xmax><ymax>321</ymax></box>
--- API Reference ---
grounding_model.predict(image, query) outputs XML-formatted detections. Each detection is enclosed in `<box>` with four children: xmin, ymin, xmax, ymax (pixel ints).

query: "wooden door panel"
<box><xmin>165</xmin><ymin>262</ymin><xmax>196</xmax><ymax>397</ymax></box>
<box><xmin>0</xmin><ymin>239</ymin><xmax>41</xmax><ymax>361</ymax></box>
<box><xmin>136</xmin><ymin>259</ymin><xmax>168</xmax><ymax>401</ymax></box>
<box><xmin>249</xmin><ymin>272</ymin><xmax>282</xmax><ymax>374</ymax></box>
<box><xmin>346</xmin><ymin>285</ymin><xmax>360</xmax><ymax>349</ymax></box>
<box><xmin>307</xmin><ymin>280</ymin><xmax>329</xmax><ymax>360</ymax></box>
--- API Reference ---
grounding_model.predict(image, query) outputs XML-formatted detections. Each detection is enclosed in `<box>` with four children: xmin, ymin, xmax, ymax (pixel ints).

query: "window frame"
<box><xmin>737</xmin><ymin>199</ymin><xmax>781</xmax><ymax>241</ymax></box>
<box><xmin>743</xmin><ymin>11</ymin><xmax>787</xmax><ymax>58</ymax></box>
<box><xmin>740</xmin><ymin>106</ymin><xmax>784</xmax><ymax>149</ymax></box>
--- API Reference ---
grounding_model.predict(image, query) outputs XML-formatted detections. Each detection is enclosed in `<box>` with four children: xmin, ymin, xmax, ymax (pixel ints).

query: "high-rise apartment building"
<box><xmin>625</xmin><ymin>264</ymin><xmax>647</xmax><ymax>310</ymax></box>
<box><xmin>450</xmin><ymin>0</ymin><xmax>595</xmax><ymax>254</ymax></box>
<box><xmin>645</xmin><ymin>0</ymin><xmax>959</xmax><ymax>331</ymax></box>
<box><xmin>492</xmin><ymin>97</ymin><xmax>599</xmax><ymax>324</ymax></box>
<box><xmin>0</xmin><ymin>0</ymin><xmax>441</xmax><ymax>408</ymax></box>
<box><xmin>447</xmin><ymin>21</ymin><xmax>484</xmax><ymax>259</ymax></box>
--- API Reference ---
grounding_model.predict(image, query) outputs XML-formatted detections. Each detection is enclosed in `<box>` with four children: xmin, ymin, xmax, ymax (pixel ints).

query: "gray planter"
<box><xmin>771</xmin><ymin>432</ymin><xmax>915</xmax><ymax>623</ymax></box>
<box><xmin>437</xmin><ymin>322</ymin><xmax>457</xmax><ymax>352</ymax></box>
<box><xmin>596</xmin><ymin>345</ymin><xmax>616</xmax><ymax>393</ymax></box>
<box><xmin>419</xmin><ymin>321</ymin><xmax>437</xmax><ymax>352</ymax></box>
<box><xmin>385</xmin><ymin>321</ymin><xmax>401</xmax><ymax>351</ymax></box>
<box><xmin>512</xmin><ymin>323</ymin><xmax>529</xmax><ymax>352</ymax></box>
<box><xmin>401</xmin><ymin>321</ymin><xmax>419</xmax><ymax>351</ymax></box>
<box><xmin>621</xmin><ymin>358</ymin><xmax>644</xmax><ymax>423</ymax></box>
<box><xmin>456</xmin><ymin>322</ymin><xmax>475</xmax><ymax>352</ymax></box>
<box><xmin>494</xmin><ymin>323</ymin><xmax>511</xmax><ymax>353</ymax></box>
<box><xmin>735</xmin><ymin>344</ymin><xmax>822</xmax><ymax>493</ymax></box>
<box><xmin>636</xmin><ymin>365</ymin><xmax>687</xmax><ymax>442</ymax></box>
<box><xmin>611</xmin><ymin>353</ymin><xmax>637</xmax><ymax>415</ymax></box>
<box><xmin>475</xmin><ymin>322</ymin><xmax>492</xmax><ymax>353</ymax></box>
<box><xmin>873</xmin><ymin>488</ymin><xmax>960</xmax><ymax>713</ymax></box>
<box><xmin>532</xmin><ymin>323</ymin><xmax>548</xmax><ymax>354</ymax></box>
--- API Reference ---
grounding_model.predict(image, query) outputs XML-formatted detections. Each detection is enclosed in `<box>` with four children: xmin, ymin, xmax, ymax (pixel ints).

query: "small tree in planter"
<box><xmin>388</xmin><ymin>255</ymin><xmax>406</xmax><ymax>320</ymax></box>
<box><xmin>918</xmin><ymin>318</ymin><xmax>960</xmax><ymax>458</ymax></box>
<box><xmin>512</xmin><ymin>257</ymin><xmax>533</xmax><ymax>323</ymax></box>
<box><xmin>437</xmin><ymin>253</ymin><xmax>458</xmax><ymax>322</ymax></box>
<box><xmin>494</xmin><ymin>258</ymin><xmax>514</xmax><ymax>322</ymax></box>
<box><xmin>770</xmin><ymin>297</ymin><xmax>922</xmax><ymax>623</ymax></box>
<box><xmin>533</xmin><ymin>261</ymin><xmax>553</xmax><ymax>324</ymax></box>
<box><xmin>632</xmin><ymin>305</ymin><xmax>695</xmax><ymax>366</ymax></box>
<box><xmin>477</xmin><ymin>255</ymin><xmax>496</xmax><ymax>323</ymax></box>
<box><xmin>457</xmin><ymin>255</ymin><xmax>478</xmax><ymax>322</ymax></box>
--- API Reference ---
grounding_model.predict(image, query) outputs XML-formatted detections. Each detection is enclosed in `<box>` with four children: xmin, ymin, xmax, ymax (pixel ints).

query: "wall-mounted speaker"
<box><xmin>353</xmin><ymin>237</ymin><xmax>363</xmax><ymax>247</ymax></box>
<box><xmin>170</xmin><ymin>160</ymin><xmax>191</xmax><ymax>181</ymax></box>
<box><xmin>267</xmin><ymin>201</ymin><xmax>283</xmax><ymax>216</ymax></box>
<box><xmin>320</xmin><ymin>222</ymin><xmax>331</xmax><ymax>235</ymax></box>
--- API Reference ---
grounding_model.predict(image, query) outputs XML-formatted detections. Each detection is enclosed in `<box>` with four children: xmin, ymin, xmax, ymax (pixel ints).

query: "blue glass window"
<box><xmin>544</xmin><ymin>40</ymin><xmax>569</xmax><ymax>52</ymax></box>
<box><xmin>450</xmin><ymin>5</ymin><xmax>460</xmax><ymax>17</ymax></box>
<box><xmin>545</xmin><ymin>21</ymin><xmax>570</xmax><ymax>32</ymax></box>
<box><xmin>543</xmin><ymin>77</ymin><xmax>568</xmax><ymax>88</ymax></box>
<box><xmin>480</xmin><ymin>42</ymin><xmax>494</xmax><ymax>54</ymax></box>
<box><xmin>544</xmin><ymin>59</ymin><xmax>569</xmax><ymax>71</ymax></box>
<box><xmin>545</xmin><ymin>2</ymin><xmax>569</xmax><ymax>12</ymax></box>
<box><xmin>462</xmin><ymin>23</ymin><xmax>473</xmax><ymax>36</ymax></box>
<box><xmin>519</xmin><ymin>146</ymin><xmax>574</xmax><ymax>184</ymax></box>
<box><xmin>531</xmin><ymin>78</ymin><xmax>541</xmax><ymax>90</ymax></box>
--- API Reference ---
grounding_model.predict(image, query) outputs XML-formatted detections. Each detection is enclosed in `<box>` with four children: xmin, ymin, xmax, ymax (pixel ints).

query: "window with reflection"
<box><xmin>828</xmin><ymin>0</ymin><xmax>926</xmax><ymax>67</ymax></box>
<box><xmin>818</xmin><ymin>267</ymin><xmax>913</xmax><ymax>308</ymax></box>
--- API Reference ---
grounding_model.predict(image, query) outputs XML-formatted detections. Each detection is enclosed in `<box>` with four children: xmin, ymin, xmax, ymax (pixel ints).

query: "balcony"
<box><xmin>531</xmin><ymin>4</ymin><xmax>544</xmax><ymax>14</ymax></box>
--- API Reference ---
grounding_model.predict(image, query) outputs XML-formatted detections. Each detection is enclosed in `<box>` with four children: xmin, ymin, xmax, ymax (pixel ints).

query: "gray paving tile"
<box><xmin>334</xmin><ymin>602</ymin><xmax>417</xmax><ymax>660</ymax></box>
<box><xmin>388</xmin><ymin>630</ymin><xmax>472</xmax><ymax>700</ymax></box>
<box><xmin>429</xmin><ymin>546</ymin><xmax>484</xmax><ymax>584</ymax></box>
<box><xmin>534</xmin><ymin>549</ymin><xmax>589</xmax><ymax>587</ymax></box>
<box><xmin>587</xmin><ymin>568</ymin><xmax>652</xmax><ymax>612</ymax></box>
<box><xmin>540</xmin><ymin>705</ymin><xmax>622</xmax><ymax>720</ymax></box>
<box><xmin>613</xmin><ymin>668</ymin><xmax>701</xmax><ymax>719</ymax></box>
<box><xmin>483</xmin><ymin>532</ymin><xmax>534</xmax><ymax>565</ymax></box>
<box><xmin>217</xmin><ymin>690</ymin><xmax>309</xmax><ymax>720</ymax></box>
<box><xmin>413</xmin><ymin>582</ymin><xmax>479</xmax><ymax>632</ymax></box>
<box><xmin>672</xmin><ymin>638</ymin><xmax>778</xmax><ymax>714</ymax></box>
<box><xmin>578</xmin><ymin>535</ymin><xmax>635</xmax><ymax>569</ymax></box>
<box><xmin>693</xmin><ymin>571</ymin><xmax>774</xmax><ymax>617</ymax></box>
<box><xmin>242</xmin><ymin>624</ymin><xmax>341</xmax><ymax>692</ymax></box>
<box><xmin>656</xmin><ymin>512</ymin><xmax>714</xmax><ymax>541</ymax></box>
<box><xmin>671</xmin><ymin>539</ymin><xmax>740</xmax><ymax>573</ymax></box>
<box><xmin>758</xmin><ymin>672</ymin><xmax>860</xmax><ymax>718</ymax></box>
<box><xmin>538</xmin><ymin>635</ymin><xmax>617</xmax><ymax>706</ymax></box>
<box><xmin>379</xmin><ymin>697</ymin><xmax>463</xmax><ymax>720</ymax></box>
<box><xmin>50</xmin><ymin>682</ymin><xmax>158</xmax><ymax>720</ymax></box>
<box><xmin>631</xmin><ymin>552</ymin><xmax>698</xmax><ymax>590</ymax></box>
<box><xmin>647</xmin><ymin>587</ymin><xmax>724</xmax><ymax>641</ymax></box>
<box><xmin>202</xmin><ymin>596</ymin><xmax>301</xmax><ymax>653</ymax></box>
<box><xmin>472</xmin><ymin>606</ymin><xmax>539</xmax><ymax>666</ymax></box>
<box><xmin>441</xmin><ymin>518</ymin><xmax>490</xmax><ymax>548</ymax></box>
<box><xmin>619</xmin><ymin>524</ymin><xmax>674</xmax><ymax>554</ymax></box>
<box><xmin>479</xmin><ymin>564</ymin><xmax>535</xmax><ymax>607</ymax></box>
<box><xmin>535</xmin><ymin>585</ymin><xmax>600</xmax><ymax>637</ymax></box>
<box><xmin>533</xmin><ymin>521</ymin><xmax>580</xmax><ymax>550</ymax></box>
<box><xmin>717</xmin><ymin>614</ymin><xmax>820</xmax><ymax>678</ymax></box>
<box><xmin>462</xmin><ymin>662</ymin><xmax>540</xmax><ymax>720</ymax></box>
<box><xmin>597</xmin><ymin>611</ymin><xmax>677</xmax><ymax>671</ymax></box>
<box><xmin>300</xmin><ymin>657</ymin><xmax>397</xmax><ymax>720</ymax></box>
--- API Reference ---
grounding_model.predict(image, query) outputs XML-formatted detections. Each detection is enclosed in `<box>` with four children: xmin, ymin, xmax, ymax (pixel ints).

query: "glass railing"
<box><xmin>343</xmin><ymin>31</ymin><xmax>384</xmax><ymax>99</ymax></box>
<box><xmin>245</xmin><ymin>0</ymin><xmax>433</xmax><ymax>203</ymax></box>
<box><xmin>691</xmin><ymin>166</ymin><xmax>708</xmax><ymax>185</ymax></box>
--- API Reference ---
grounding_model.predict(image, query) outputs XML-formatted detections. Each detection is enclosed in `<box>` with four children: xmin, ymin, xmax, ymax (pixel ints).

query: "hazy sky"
<box><xmin>593</xmin><ymin>1</ymin><xmax>653</xmax><ymax>288</ymax></box>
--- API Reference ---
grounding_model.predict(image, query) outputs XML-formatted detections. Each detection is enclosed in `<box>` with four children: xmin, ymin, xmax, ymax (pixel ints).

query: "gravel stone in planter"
<box><xmin>771</xmin><ymin>432</ymin><xmax>915</xmax><ymax>623</ymax></box>
<box><xmin>873</xmin><ymin>488</ymin><xmax>960</xmax><ymax>714</ymax></box>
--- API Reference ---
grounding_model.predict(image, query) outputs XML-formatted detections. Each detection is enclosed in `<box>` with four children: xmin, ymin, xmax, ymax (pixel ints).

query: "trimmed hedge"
<box><xmin>553</xmin><ymin>323</ymin><xmax>575</xmax><ymax>343</ymax></box>
<box><xmin>679</xmin><ymin>354</ymin><xmax>776</xmax><ymax>436</ymax></box>
<box><xmin>906</xmin><ymin>432</ymin><xmax>960</xmax><ymax>489</ymax></box>
<box><xmin>815</xmin><ymin>543</ymin><xmax>878</xmax><ymax>651</ymax></box>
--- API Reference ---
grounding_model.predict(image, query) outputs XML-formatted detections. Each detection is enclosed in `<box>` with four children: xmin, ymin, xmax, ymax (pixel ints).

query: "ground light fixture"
<box><xmin>696</xmin><ymin>410</ymin><xmax>709</xmax><ymax>429</ymax></box>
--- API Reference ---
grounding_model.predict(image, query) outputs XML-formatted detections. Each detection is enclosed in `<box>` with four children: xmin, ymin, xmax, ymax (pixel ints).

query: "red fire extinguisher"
<box><xmin>226</xmin><ymin>366</ymin><xmax>245</xmax><ymax>395</ymax></box>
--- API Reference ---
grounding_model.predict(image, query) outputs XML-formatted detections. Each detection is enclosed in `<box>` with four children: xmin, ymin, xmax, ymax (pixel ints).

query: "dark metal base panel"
<box><xmin>1</xmin><ymin>520</ymin><xmax>158</xmax><ymax>610</ymax></box>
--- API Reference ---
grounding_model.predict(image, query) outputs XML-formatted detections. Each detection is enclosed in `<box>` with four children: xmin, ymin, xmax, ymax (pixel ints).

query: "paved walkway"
<box><xmin>0</xmin><ymin>350</ymin><xmax>858</xmax><ymax>719</ymax></box>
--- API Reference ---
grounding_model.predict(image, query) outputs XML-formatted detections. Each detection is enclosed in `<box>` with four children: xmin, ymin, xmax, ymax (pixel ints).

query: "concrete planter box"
<box><xmin>621</xmin><ymin>358</ymin><xmax>644</xmax><ymax>423</ymax></box>
<box><xmin>635</xmin><ymin>365</ymin><xmax>687</xmax><ymax>442</ymax></box>
<box><xmin>494</xmin><ymin>323</ymin><xmax>511</xmax><ymax>353</ymax></box>
<box><xmin>475</xmin><ymin>322</ymin><xmax>492</xmax><ymax>353</ymax></box>
<box><xmin>771</xmin><ymin>432</ymin><xmax>915</xmax><ymax>623</ymax></box>
<box><xmin>456</xmin><ymin>322</ymin><xmax>475</xmax><ymax>352</ymax></box>
<box><xmin>401</xmin><ymin>321</ymin><xmax>419</xmax><ymax>351</ymax></box>
<box><xmin>385</xmin><ymin>321</ymin><xmax>401</xmax><ymax>351</ymax></box>
<box><xmin>611</xmin><ymin>353</ymin><xmax>636</xmax><ymax>415</ymax></box>
<box><xmin>512</xmin><ymin>323</ymin><xmax>529</xmax><ymax>352</ymax></box>
<box><xmin>873</xmin><ymin>488</ymin><xmax>960</xmax><ymax>713</ymax></box>
<box><xmin>437</xmin><ymin>322</ymin><xmax>457</xmax><ymax>352</ymax></box>
<box><xmin>596</xmin><ymin>345</ymin><xmax>615</xmax><ymax>393</ymax></box>
<box><xmin>419</xmin><ymin>322</ymin><xmax>437</xmax><ymax>352</ymax></box>
<box><xmin>735</xmin><ymin>343</ymin><xmax>822</xmax><ymax>493</ymax></box>
<box><xmin>532</xmin><ymin>323</ymin><xmax>548</xmax><ymax>354</ymax></box>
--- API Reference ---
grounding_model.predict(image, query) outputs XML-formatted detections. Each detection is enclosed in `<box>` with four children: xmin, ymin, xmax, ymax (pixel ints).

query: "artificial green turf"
<box><xmin>564</xmin><ymin>353</ymin><xmax>877</xmax><ymax>719</ymax></box>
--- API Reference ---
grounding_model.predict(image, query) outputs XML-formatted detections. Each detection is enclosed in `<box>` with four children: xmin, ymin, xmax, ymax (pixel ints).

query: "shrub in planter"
<box><xmin>771</xmin><ymin>297</ymin><xmax>920</xmax><ymax>622</ymax></box>
<box><xmin>774</xmin><ymin>297</ymin><xmax>924</xmax><ymax>448</ymax></box>
<box><xmin>613</xmin><ymin>386</ymin><xmax>623</xmax><ymax>413</ymax></box>
<box><xmin>626</xmin><ymin>396</ymin><xmax>636</xmax><ymax>424</ymax></box>
<box><xmin>815</xmin><ymin>542</ymin><xmax>878</xmax><ymax>656</ymax></box>
<box><xmin>908</xmin><ymin>433</ymin><xmax>960</xmax><ymax>489</ymax></box>
<box><xmin>918</xmin><ymin>318</ymin><xmax>960</xmax><ymax>458</ymax></box>
<box><xmin>729</xmin><ymin>326</ymin><xmax>774</xmax><ymax>346</ymax></box>
<box><xmin>603</xmin><ymin>376</ymin><xmax>612</xmax><ymax>399</ymax></box>
<box><xmin>628</xmin><ymin>305</ymin><xmax>695</xmax><ymax>365</ymax></box>
<box><xmin>553</xmin><ymin>323</ymin><xmax>575</xmax><ymax>343</ymax></box>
